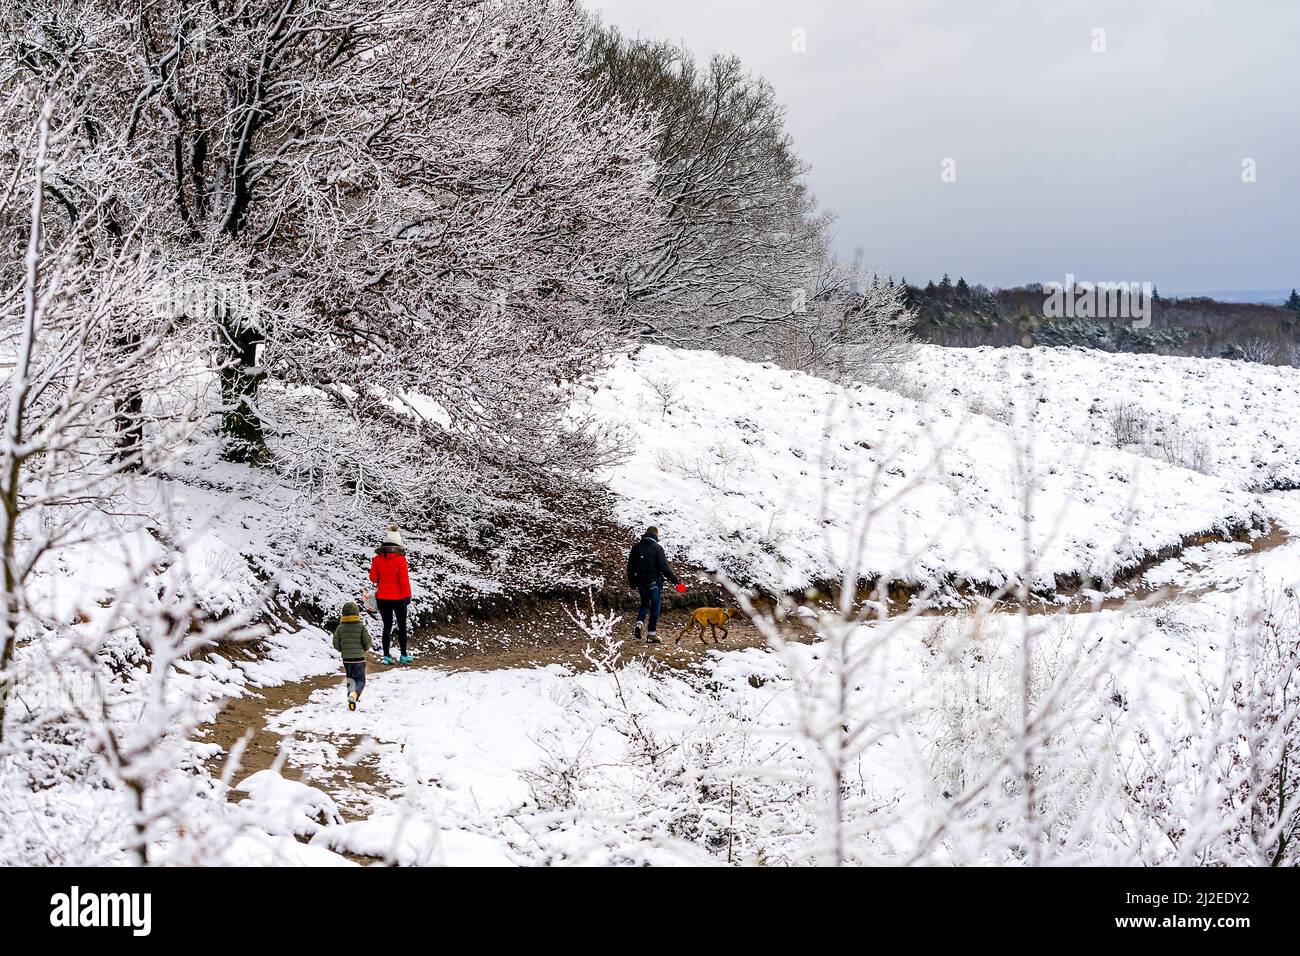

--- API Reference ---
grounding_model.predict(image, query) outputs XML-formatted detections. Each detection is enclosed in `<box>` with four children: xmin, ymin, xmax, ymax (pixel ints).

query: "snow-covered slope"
<box><xmin>8</xmin><ymin>342</ymin><xmax>1291</xmax><ymax>866</ymax></box>
<box><xmin>248</xmin><ymin>491</ymin><xmax>1300</xmax><ymax>867</ymax></box>
<box><xmin>910</xmin><ymin>345</ymin><xmax>1300</xmax><ymax>491</ymax></box>
<box><xmin>582</xmin><ymin>345</ymin><xmax>1264</xmax><ymax>594</ymax></box>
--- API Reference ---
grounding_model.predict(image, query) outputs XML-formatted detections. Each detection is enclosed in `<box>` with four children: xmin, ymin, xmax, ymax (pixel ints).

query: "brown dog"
<box><xmin>677</xmin><ymin>607</ymin><xmax>741</xmax><ymax>645</ymax></box>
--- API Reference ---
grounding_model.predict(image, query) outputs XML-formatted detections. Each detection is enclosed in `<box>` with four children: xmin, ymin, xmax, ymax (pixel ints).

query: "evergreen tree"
<box><xmin>1285</xmin><ymin>289</ymin><xmax>1300</xmax><ymax>311</ymax></box>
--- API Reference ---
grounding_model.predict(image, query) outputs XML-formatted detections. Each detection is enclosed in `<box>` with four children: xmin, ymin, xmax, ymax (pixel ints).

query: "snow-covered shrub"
<box><xmin>8</xmin><ymin>720</ymin><xmax>110</xmax><ymax>793</ymax></box>
<box><xmin>1098</xmin><ymin>402</ymin><xmax>1216</xmax><ymax>475</ymax></box>
<box><xmin>920</xmin><ymin>612</ymin><xmax>1119</xmax><ymax>864</ymax></box>
<box><xmin>641</xmin><ymin>376</ymin><xmax>682</xmax><ymax>421</ymax></box>
<box><xmin>1148</xmin><ymin>421</ymin><xmax>1215</xmax><ymax>475</ymax></box>
<box><xmin>654</xmin><ymin>441</ymin><xmax>753</xmax><ymax>492</ymax></box>
<box><xmin>877</xmin><ymin>369</ymin><xmax>935</xmax><ymax>405</ymax></box>
<box><xmin>1134</xmin><ymin>592</ymin><xmax>1300</xmax><ymax>865</ymax></box>
<box><xmin>925</xmin><ymin>614</ymin><xmax>1001</xmax><ymax>800</ymax></box>
<box><xmin>514</xmin><ymin>659</ymin><xmax>821</xmax><ymax>866</ymax></box>
<box><xmin>1107</xmin><ymin>401</ymin><xmax>1151</xmax><ymax>448</ymax></box>
<box><xmin>1234</xmin><ymin>336</ymin><xmax>1280</xmax><ymax>364</ymax></box>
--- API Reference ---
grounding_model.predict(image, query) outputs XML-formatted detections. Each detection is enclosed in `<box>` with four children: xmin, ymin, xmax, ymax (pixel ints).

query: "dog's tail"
<box><xmin>678</xmin><ymin>608</ymin><xmax>701</xmax><ymax>638</ymax></box>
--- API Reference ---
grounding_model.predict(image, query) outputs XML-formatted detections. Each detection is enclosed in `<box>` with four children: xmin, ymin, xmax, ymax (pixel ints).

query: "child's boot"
<box><xmin>348</xmin><ymin>690</ymin><xmax>358</xmax><ymax>712</ymax></box>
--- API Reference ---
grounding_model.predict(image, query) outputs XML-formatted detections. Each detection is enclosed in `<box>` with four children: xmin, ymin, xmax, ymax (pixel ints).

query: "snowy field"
<box><xmin>580</xmin><ymin>345</ymin><xmax>1269</xmax><ymax>594</ymax></box>
<box><xmin>4</xmin><ymin>344</ymin><xmax>1298</xmax><ymax>866</ymax></box>
<box><xmin>909</xmin><ymin>345</ymin><xmax>1300</xmax><ymax>491</ymax></box>
<box><xmin>260</xmin><ymin>490</ymin><xmax>1300</xmax><ymax>866</ymax></box>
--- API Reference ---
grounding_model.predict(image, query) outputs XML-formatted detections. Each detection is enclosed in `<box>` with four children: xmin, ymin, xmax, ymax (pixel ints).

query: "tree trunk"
<box><xmin>0</xmin><ymin>110</ymin><xmax>48</xmax><ymax>742</ymax></box>
<box><xmin>113</xmin><ymin>332</ymin><xmax>145</xmax><ymax>468</ymax></box>
<box><xmin>216</xmin><ymin>303</ymin><xmax>267</xmax><ymax>464</ymax></box>
<box><xmin>0</xmin><ymin>478</ymin><xmax>20</xmax><ymax>745</ymax></box>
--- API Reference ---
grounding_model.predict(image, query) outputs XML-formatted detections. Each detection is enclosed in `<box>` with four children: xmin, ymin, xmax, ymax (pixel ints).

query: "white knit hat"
<box><xmin>383</xmin><ymin>523</ymin><xmax>404</xmax><ymax>546</ymax></box>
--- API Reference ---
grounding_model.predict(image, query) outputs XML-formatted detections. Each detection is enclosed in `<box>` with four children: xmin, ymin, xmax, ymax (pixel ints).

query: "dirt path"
<box><xmin>202</xmin><ymin>603</ymin><xmax>777</xmax><ymax>818</ymax></box>
<box><xmin>203</xmin><ymin>518</ymin><xmax>1295</xmax><ymax>841</ymax></box>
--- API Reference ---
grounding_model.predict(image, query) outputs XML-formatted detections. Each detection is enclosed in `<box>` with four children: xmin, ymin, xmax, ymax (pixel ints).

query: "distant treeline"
<box><xmin>904</xmin><ymin>275</ymin><xmax>1300</xmax><ymax>363</ymax></box>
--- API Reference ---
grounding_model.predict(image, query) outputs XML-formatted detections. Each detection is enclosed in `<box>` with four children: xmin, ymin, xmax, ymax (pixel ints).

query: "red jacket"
<box><xmin>369</xmin><ymin>550</ymin><xmax>411</xmax><ymax>601</ymax></box>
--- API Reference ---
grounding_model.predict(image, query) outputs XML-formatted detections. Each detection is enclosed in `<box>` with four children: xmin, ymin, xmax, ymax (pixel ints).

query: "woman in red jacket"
<box><xmin>369</xmin><ymin>524</ymin><xmax>413</xmax><ymax>664</ymax></box>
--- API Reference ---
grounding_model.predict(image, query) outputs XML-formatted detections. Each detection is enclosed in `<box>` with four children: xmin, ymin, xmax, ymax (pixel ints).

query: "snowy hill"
<box><xmin>911</xmin><ymin>345</ymin><xmax>1300</xmax><ymax>491</ymax></box>
<box><xmin>582</xmin><ymin>345</ymin><xmax>1266</xmax><ymax>595</ymax></box>
<box><xmin>8</xmin><ymin>341</ymin><xmax>1296</xmax><ymax>867</ymax></box>
<box><xmin>248</xmin><ymin>492</ymin><xmax>1300</xmax><ymax>868</ymax></box>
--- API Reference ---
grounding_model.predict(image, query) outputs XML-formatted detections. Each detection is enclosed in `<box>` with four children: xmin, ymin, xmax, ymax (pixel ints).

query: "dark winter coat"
<box><xmin>627</xmin><ymin>534</ymin><xmax>679</xmax><ymax>588</ymax></box>
<box><xmin>369</xmin><ymin>544</ymin><xmax>412</xmax><ymax>601</ymax></box>
<box><xmin>332</xmin><ymin>601</ymin><xmax>372</xmax><ymax>662</ymax></box>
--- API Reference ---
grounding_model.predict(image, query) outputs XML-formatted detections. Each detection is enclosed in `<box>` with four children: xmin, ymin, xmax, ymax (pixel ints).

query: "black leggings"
<box><xmin>377</xmin><ymin>598</ymin><xmax>408</xmax><ymax>657</ymax></box>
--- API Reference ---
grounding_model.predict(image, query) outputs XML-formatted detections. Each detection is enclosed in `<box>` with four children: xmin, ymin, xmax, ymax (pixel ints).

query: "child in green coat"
<box><xmin>331</xmin><ymin>600</ymin><xmax>373</xmax><ymax>711</ymax></box>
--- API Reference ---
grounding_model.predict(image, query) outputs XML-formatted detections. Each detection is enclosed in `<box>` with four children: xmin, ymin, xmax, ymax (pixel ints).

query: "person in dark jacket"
<box><xmin>331</xmin><ymin>600</ymin><xmax>372</xmax><ymax>711</ymax></box>
<box><xmin>627</xmin><ymin>526</ymin><xmax>680</xmax><ymax>643</ymax></box>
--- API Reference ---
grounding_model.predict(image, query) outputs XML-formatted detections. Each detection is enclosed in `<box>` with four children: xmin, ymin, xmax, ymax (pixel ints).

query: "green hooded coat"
<box><xmin>331</xmin><ymin>601</ymin><xmax>372</xmax><ymax>662</ymax></box>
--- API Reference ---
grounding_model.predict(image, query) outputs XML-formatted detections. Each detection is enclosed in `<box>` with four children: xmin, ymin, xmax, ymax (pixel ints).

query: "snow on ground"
<box><xmin>7</xmin><ymin>343</ymin><xmax>1297</xmax><ymax>865</ymax></box>
<box><xmin>909</xmin><ymin>345</ymin><xmax>1300</xmax><ymax>491</ymax></box>
<box><xmin>234</xmin><ymin>768</ymin><xmax>343</xmax><ymax>837</ymax></box>
<box><xmin>279</xmin><ymin>657</ymin><xmax>757</xmax><ymax>864</ymax></box>
<box><xmin>2</xmin><ymin>457</ymin><xmax>377</xmax><ymax>865</ymax></box>
<box><xmin>219</xmin><ymin>831</ymin><xmax>358</xmax><ymax>867</ymax></box>
<box><xmin>310</xmin><ymin>816</ymin><xmax>514</xmax><ymax>866</ymax></box>
<box><xmin>25</xmin><ymin>456</ymin><xmax>362</xmax><ymax>683</ymax></box>
<box><xmin>580</xmin><ymin>345</ymin><xmax>1265</xmax><ymax>594</ymax></box>
<box><xmin>272</xmin><ymin>491</ymin><xmax>1300</xmax><ymax>866</ymax></box>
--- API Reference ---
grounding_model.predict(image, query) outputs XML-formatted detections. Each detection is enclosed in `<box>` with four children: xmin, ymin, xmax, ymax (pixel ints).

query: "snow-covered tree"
<box><xmin>767</xmin><ymin>271</ymin><xmax>916</xmax><ymax>384</ymax></box>
<box><xmin>585</xmin><ymin>25</ymin><xmax>911</xmax><ymax>376</ymax></box>
<box><xmin>1234</xmin><ymin>335</ymin><xmax>1279</xmax><ymax>364</ymax></box>
<box><xmin>0</xmin><ymin>90</ymin><xmax>210</xmax><ymax>739</ymax></box>
<box><xmin>8</xmin><ymin>0</ymin><xmax>659</xmax><ymax>537</ymax></box>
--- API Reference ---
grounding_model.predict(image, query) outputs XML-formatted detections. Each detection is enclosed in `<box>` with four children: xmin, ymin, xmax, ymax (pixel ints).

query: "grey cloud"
<box><xmin>588</xmin><ymin>0</ymin><xmax>1300</xmax><ymax>292</ymax></box>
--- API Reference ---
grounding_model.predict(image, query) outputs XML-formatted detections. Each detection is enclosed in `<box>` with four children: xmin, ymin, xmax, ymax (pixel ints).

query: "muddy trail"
<box><xmin>202</xmin><ymin>518</ymin><xmax>1294</xmax><ymax>848</ymax></box>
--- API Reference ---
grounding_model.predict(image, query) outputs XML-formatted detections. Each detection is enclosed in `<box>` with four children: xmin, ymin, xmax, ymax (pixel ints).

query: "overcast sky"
<box><xmin>587</xmin><ymin>0</ymin><xmax>1299</xmax><ymax>293</ymax></box>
